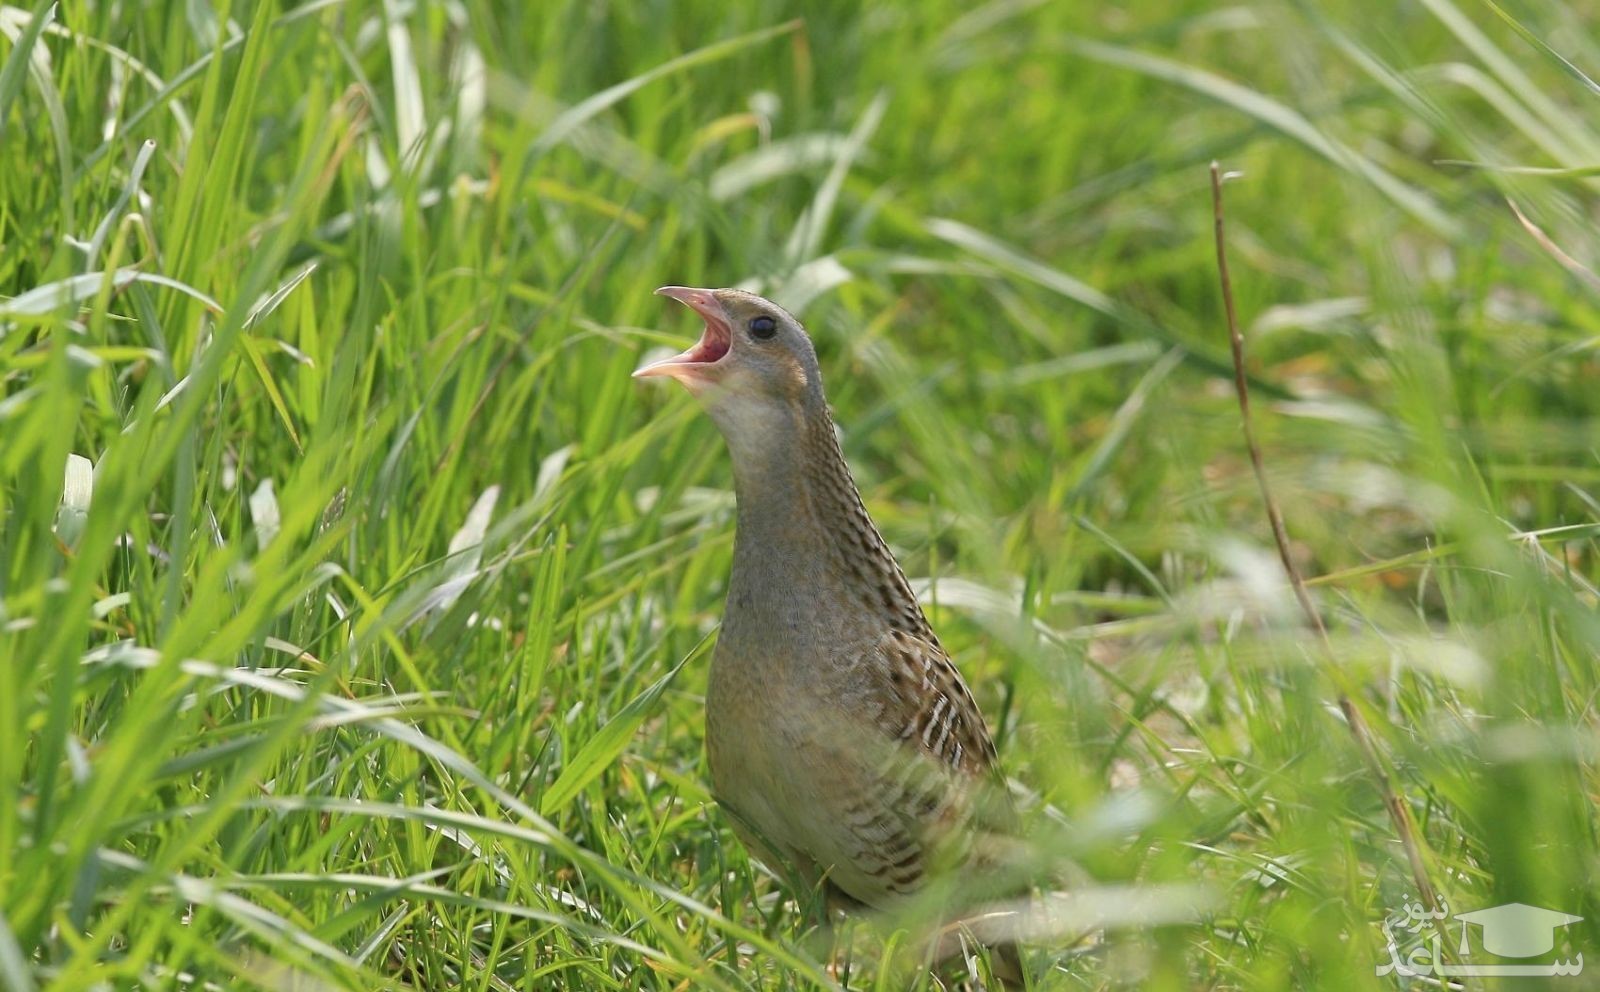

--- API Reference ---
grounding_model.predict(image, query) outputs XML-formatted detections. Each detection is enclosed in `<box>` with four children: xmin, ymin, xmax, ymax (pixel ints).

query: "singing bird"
<box><xmin>635</xmin><ymin>287</ymin><xmax>1023</xmax><ymax>981</ymax></box>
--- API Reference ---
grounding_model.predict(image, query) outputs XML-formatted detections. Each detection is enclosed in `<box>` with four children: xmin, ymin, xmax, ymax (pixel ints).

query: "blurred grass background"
<box><xmin>2</xmin><ymin>0</ymin><xmax>1597</xmax><ymax>988</ymax></box>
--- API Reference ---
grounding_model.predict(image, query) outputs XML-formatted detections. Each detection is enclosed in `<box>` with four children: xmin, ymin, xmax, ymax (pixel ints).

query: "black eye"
<box><xmin>748</xmin><ymin>315</ymin><xmax>777</xmax><ymax>340</ymax></box>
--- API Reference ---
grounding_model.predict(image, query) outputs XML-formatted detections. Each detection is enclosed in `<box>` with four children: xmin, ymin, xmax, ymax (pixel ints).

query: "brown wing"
<box><xmin>804</xmin><ymin>628</ymin><xmax>1017</xmax><ymax>908</ymax></box>
<box><xmin>871</xmin><ymin>628</ymin><xmax>1002</xmax><ymax>781</ymax></box>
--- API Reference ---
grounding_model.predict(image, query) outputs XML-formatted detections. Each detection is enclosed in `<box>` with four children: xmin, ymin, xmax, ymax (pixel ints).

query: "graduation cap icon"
<box><xmin>1454</xmin><ymin>903</ymin><xmax>1584</xmax><ymax>958</ymax></box>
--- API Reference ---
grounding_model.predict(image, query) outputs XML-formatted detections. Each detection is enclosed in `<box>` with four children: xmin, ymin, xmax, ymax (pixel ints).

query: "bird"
<box><xmin>635</xmin><ymin>286</ymin><xmax>1025</xmax><ymax>983</ymax></box>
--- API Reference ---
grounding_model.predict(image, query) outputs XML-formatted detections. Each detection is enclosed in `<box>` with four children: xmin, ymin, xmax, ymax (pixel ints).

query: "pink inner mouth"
<box><xmin>654</xmin><ymin>286</ymin><xmax>733</xmax><ymax>369</ymax></box>
<box><xmin>683</xmin><ymin>315</ymin><xmax>731</xmax><ymax>365</ymax></box>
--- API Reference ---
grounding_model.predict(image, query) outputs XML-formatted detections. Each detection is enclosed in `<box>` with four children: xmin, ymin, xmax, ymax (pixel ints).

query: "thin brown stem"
<box><xmin>1208</xmin><ymin>161</ymin><xmax>1438</xmax><ymax>910</ymax></box>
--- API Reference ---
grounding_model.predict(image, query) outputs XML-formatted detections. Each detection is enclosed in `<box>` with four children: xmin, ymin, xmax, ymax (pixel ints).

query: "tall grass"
<box><xmin>2</xmin><ymin>0</ymin><xmax>1596</xmax><ymax>988</ymax></box>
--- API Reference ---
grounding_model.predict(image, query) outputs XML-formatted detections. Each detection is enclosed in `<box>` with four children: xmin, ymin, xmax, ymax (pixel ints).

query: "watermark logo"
<box><xmin>1378</xmin><ymin>899</ymin><xmax>1584</xmax><ymax>978</ymax></box>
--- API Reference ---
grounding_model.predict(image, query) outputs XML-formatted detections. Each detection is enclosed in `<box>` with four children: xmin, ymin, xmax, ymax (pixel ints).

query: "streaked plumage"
<box><xmin>636</xmin><ymin>286</ymin><xmax>1022</xmax><ymax>981</ymax></box>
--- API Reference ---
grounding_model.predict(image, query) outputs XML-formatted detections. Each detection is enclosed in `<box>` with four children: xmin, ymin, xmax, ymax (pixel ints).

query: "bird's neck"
<box><xmin>725</xmin><ymin>403</ymin><xmax>858</xmax><ymax>553</ymax></box>
<box><xmin>717</xmin><ymin>399</ymin><xmax>928</xmax><ymax>635</ymax></box>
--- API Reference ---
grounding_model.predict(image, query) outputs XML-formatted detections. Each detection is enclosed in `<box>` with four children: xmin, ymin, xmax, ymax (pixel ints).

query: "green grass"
<box><xmin>3</xmin><ymin>0</ymin><xmax>1597</xmax><ymax>988</ymax></box>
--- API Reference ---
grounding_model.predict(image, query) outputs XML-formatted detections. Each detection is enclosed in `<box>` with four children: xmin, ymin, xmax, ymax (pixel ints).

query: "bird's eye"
<box><xmin>748</xmin><ymin>315</ymin><xmax>778</xmax><ymax>340</ymax></box>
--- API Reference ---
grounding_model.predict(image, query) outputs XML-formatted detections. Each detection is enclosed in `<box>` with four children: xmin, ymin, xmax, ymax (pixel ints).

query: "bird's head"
<box><xmin>635</xmin><ymin>286</ymin><xmax>825</xmax><ymax>430</ymax></box>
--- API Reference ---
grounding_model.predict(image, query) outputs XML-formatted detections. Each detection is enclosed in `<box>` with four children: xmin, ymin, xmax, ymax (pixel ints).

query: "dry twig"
<box><xmin>1208</xmin><ymin>161</ymin><xmax>1438</xmax><ymax>910</ymax></box>
<box><xmin>1505</xmin><ymin>197</ymin><xmax>1600</xmax><ymax>294</ymax></box>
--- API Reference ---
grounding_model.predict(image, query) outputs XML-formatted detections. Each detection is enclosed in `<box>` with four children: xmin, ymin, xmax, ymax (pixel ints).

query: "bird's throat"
<box><xmin>724</xmin><ymin>404</ymin><xmax>858</xmax><ymax>561</ymax></box>
<box><xmin>719</xmin><ymin>401</ymin><xmax>922</xmax><ymax>634</ymax></box>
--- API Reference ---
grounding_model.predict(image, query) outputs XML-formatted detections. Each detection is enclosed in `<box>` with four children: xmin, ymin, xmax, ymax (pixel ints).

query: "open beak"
<box><xmin>634</xmin><ymin>286</ymin><xmax>733</xmax><ymax>383</ymax></box>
